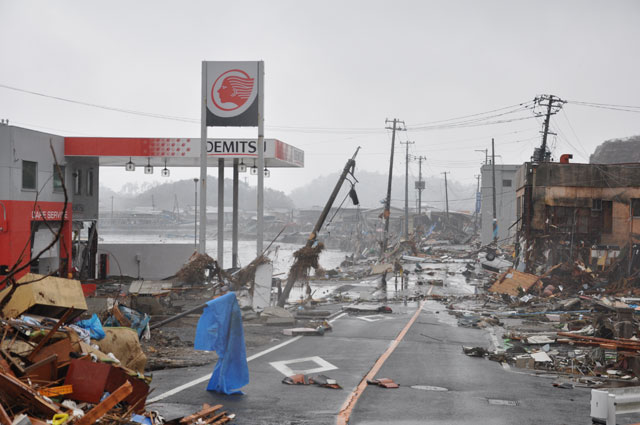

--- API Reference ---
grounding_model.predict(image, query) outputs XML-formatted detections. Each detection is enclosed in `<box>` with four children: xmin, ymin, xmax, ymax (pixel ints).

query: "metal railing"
<box><xmin>592</xmin><ymin>387</ymin><xmax>640</xmax><ymax>424</ymax></box>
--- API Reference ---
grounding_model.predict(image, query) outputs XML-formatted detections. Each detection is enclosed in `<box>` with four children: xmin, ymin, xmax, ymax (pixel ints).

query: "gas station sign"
<box><xmin>205</xmin><ymin>61</ymin><xmax>260</xmax><ymax>127</ymax></box>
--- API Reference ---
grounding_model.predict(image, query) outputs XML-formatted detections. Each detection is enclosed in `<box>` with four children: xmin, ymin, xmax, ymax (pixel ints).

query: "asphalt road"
<box><xmin>147</xmin><ymin>294</ymin><xmax>632</xmax><ymax>425</ymax></box>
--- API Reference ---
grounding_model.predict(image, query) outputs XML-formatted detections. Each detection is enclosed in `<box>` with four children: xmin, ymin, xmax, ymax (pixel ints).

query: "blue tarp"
<box><xmin>76</xmin><ymin>313</ymin><xmax>106</xmax><ymax>340</ymax></box>
<box><xmin>104</xmin><ymin>304</ymin><xmax>150</xmax><ymax>337</ymax></box>
<box><xmin>194</xmin><ymin>292</ymin><xmax>249</xmax><ymax>394</ymax></box>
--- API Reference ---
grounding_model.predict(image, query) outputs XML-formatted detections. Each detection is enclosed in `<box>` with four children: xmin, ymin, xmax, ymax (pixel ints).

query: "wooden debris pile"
<box><xmin>0</xmin><ymin>274</ymin><xmax>238</xmax><ymax>425</ymax></box>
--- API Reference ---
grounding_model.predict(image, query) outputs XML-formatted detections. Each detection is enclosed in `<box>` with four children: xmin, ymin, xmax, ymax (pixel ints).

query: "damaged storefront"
<box><xmin>515</xmin><ymin>161</ymin><xmax>640</xmax><ymax>280</ymax></box>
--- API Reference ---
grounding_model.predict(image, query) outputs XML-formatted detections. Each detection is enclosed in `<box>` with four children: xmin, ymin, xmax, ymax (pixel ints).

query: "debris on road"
<box><xmin>282</xmin><ymin>373</ymin><xmax>342</xmax><ymax>389</ymax></box>
<box><xmin>367</xmin><ymin>378</ymin><xmax>400</xmax><ymax>388</ymax></box>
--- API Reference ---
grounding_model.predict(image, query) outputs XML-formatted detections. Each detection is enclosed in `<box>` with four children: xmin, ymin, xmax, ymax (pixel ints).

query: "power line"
<box><xmin>1</xmin><ymin>83</ymin><xmax>543</xmax><ymax>134</ymax></box>
<box><xmin>568</xmin><ymin>99</ymin><xmax>640</xmax><ymax>113</ymax></box>
<box><xmin>0</xmin><ymin>83</ymin><xmax>199</xmax><ymax>123</ymax></box>
<box><xmin>408</xmin><ymin>100</ymin><xmax>534</xmax><ymax>127</ymax></box>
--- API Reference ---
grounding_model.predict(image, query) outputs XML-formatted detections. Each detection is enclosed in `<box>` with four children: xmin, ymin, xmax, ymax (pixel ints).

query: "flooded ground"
<box><xmin>99</xmin><ymin>232</ymin><xmax>348</xmax><ymax>276</ymax></box>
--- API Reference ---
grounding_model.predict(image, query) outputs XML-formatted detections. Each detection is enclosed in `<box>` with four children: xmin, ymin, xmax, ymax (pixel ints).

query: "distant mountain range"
<box><xmin>99</xmin><ymin>170</ymin><xmax>476</xmax><ymax>213</ymax></box>
<box><xmin>290</xmin><ymin>169</ymin><xmax>476</xmax><ymax>211</ymax></box>
<box><xmin>99</xmin><ymin>176</ymin><xmax>294</xmax><ymax>213</ymax></box>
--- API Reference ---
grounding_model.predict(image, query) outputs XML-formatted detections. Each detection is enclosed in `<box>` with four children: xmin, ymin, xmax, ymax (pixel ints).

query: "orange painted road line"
<box><xmin>336</xmin><ymin>298</ymin><xmax>428</xmax><ymax>424</ymax></box>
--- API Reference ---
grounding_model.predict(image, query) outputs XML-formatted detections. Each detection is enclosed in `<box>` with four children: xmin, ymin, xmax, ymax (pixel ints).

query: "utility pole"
<box><xmin>193</xmin><ymin>178</ymin><xmax>199</xmax><ymax>248</ymax></box>
<box><xmin>110</xmin><ymin>196</ymin><xmax>114</xmax><ymax>219</ymax></box>
<box><xmin>400</xmin><ymin>140</ymin><xmax>414</xmax><ymax>239</ymax></box>
<box><xmin>491</xmin><ymin>139</ymin><xmax>497</xmax><ymax>244</ymax></box>
<box><xmin>415</xmin><ymin>155</ymin><xmax>426</xmax><ymax>215</ymax></box>
<box><xmin>442</xmin><ymin>172</ymin><xmax>450</xmax><ymax>224</ymax></box>
<box><xmin>533</xmin><ymin>94</ymin><xmax>566</xmax><ymax>162</ymax></box>
<box><xmin>381</xmin><ymin>118</ymin><xmax>405</xmax><ymax>257</ymax></box>
<box><xmin>475</xmin><ymin>148</ymin><xmax>489</xmax><ymax>165</ymax></box>
<box><xmin>474</xmin><ymin>174</ymin><xmax>480</xmax><ymax>234</ymax></box>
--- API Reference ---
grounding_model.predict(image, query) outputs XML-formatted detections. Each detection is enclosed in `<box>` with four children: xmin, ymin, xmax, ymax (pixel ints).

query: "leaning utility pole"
<box><xmin>381</xmin><ymin>118</ymin><xmax>405</xmax><ymax>257</ymax></box>
<box><xmin>442</xmin><ymin>171</ymin><xmax>450</xmax><ymax>223</ymax></box>
<box><xmin>400</xmin><ymin>140</ymin><xmax>414</xmax><ymax>239</ymax></box>
<box><xmin>415</xmin><ymin>155</ymin><xmax>426</xmax><ymax>215</ymax></box>
<box><xmin>533</xmin><ymin>94</ymin><xmax>566</xmax><ymax>162</ymax></box>
<box><xmin>491</xmin><ymin>138</ymin><xmax>497</xmax><ymax>243</ymax></box>
<box><xmin>277</xmin><ymin>148</ymin><xmax>360</xmax><ymax>307</ymax></box>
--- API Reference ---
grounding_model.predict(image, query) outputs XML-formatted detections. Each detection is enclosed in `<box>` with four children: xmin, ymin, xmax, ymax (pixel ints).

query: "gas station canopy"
<box><xmin>64</xmin><ymin>137</ymin><xmax>304</xmax><ymax>168</ymax></box>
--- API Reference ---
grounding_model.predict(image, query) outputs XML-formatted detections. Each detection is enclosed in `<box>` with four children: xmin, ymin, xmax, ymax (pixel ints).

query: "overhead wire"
<box><xmin>567</xmin><ymin>100</ymin><xmax>640</xmax><ymax>114</ymax></box>
<box><xmin>1</xmin><ymin>83</ymin><xmax>543</xmax><ymax>135</ymax></box>
<box><xmin>408</xmin><ymin>100</ymin><xmax>535</xmax><ymax>127</ymax></box>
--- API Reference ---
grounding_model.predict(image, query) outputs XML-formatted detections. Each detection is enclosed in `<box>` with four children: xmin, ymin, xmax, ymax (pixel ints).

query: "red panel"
<box><xmin>81</xmin><ymin>283</ymin><xmax>97</xmax><ymax>297</ymax></box>
<box><xmin>275</xmin><ymin>140</ymin><xmax>284</xmax><ymax>160</ymax></box>
<box><xmin>65</xmin><ymin>137</ymin><xmax>195</xmax><ymax>158</ymax></box>
<box><xmin>65</xmin><ymin>138</ymin><xmax>151</xmax><ymax>156</ymax></box>
<box><xmin>0</xmin><ymin>200</ymin><xmax>72</xmax><ymax>281</ymax></box>
<box><xmin>65</xmin><ymin>359</ymin><xmax>110</xmax><ymax>403</ymax></box>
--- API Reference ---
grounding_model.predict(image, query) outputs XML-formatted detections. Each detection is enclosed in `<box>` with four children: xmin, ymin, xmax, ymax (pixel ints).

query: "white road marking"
<box><xmin>355</xmin><ymin>314</ymin><xmax>390</xmax><ymax>322</ymax></box>
<box><xmin>247</xmin><ymin>336</ymin><xmax>303</xmax><ymax>362</ymax></box>
<box><xmin>329</xmin><ymin>312</ymin><xmax>347</xmax><ymax>323</ymax></box>
<box><xmin>149</xmin><ymin>311</ymin><xmax>348</xmax><ymax>403</ymax></box>
<box><xmin>270</xmin><ymin>355</ymin><xmax>338</xmax><ymax>376</ymax></box>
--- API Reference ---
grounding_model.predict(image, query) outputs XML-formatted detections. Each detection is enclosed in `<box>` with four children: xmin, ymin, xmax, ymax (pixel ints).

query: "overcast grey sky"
<box><xmin>1</xmin><ymin>0</ymin><xmax>639</xmax><ymax>194</ymax></box>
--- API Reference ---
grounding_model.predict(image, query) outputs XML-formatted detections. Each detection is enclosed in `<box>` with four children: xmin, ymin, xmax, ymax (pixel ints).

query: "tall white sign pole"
<box><xmin>257</xmin><ymin>61</ymin><xmax>265</xmax><ymax>256</ymax></box>
<box><xmin>199</xmin><ymin>61</ymin><xmax>208</xmax><ymax>254</ymax></box>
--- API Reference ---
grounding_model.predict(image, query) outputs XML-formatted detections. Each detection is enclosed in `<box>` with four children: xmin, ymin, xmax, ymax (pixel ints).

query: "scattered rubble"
<box><xmin>0</xmin><ymin>273</ymin><xmax>237</xmax><ymax>424</ymax></box>
<box><xmin>282</xmin><ymin>374</ymin><xmax>342</xmax><ymax>389</ymax></box>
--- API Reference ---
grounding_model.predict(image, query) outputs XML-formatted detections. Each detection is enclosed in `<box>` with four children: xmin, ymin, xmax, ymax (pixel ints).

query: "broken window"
<box><xmin>22</xmin><ymin>160</ymin><xmax>37</xmax><ymax>190</ymax></box>
<box><xmin>73</xmin><ymin>169</ymin><xmax>82</xmax><ymax>196</ymax></box>
<box><xmin>53</xmin><ymin>165</ymin><xmax>65</xmax><ymax>192</ymax></box>
<box><xmin>632</xmin><ymin>199</ymin><xmax>640</xmax><ymax>218</ymax></box>
<box><xmin>549</xmin><ymin>206</ymin><xmax>590</xmax><ymax>234</ymax></box>
<box><xmin>87</xmin><ymin>169</ymin><xmax>94</xmax><ymax>196</ymax></box>
<box><xmin>603</xmin><ymin>201</ymin><xmax>613</xmax><ymax>234</ymax></box>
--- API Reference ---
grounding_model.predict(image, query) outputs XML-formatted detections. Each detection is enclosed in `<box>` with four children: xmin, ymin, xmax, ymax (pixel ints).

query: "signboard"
<box><xmin>207</xmin><ymin>139</ymin><xmax>265</xmax><ymax>156</ymax></box>
<box><xmin>205</xmin><ymin>61</ymin><xmax>260</xmax><ymax>127</ymax></box>
<box><xmin>475</xmin><ymin>192</ymin><xmax>482</xmax><ymax>214</ymax></box>
<box><xmin>64</xmin><ymin>137</ymin><xmax>303</xmax><ymax>167</ymax></box>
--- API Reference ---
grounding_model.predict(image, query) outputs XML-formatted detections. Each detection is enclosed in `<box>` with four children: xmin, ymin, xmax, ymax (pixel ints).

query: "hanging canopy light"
<box><xmin>125</xmin><ymin>157</ymin><xmax>135</xmax><ymax>171</ymax></box>
<box><xmin>161</xmin><ymin>159</ymin><xmax>170</xmax><ymax>177</ymax></box>
<box><xmin>144</xmin><ymin>157</ymin><xmax>153</xmax><ymax>174</ymax></box>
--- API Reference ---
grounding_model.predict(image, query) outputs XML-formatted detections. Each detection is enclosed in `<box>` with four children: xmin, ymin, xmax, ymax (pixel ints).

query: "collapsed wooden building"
<box><xmin>514</xmin><ymin>161</ymin><xmax>640</xmax><ymax>277</ymax></box>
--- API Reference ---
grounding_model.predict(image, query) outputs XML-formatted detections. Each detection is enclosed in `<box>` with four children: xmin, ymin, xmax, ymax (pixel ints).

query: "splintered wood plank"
<box><xmin>75</xmin><ymin>381</ymin><xmax>132</xmax><ymax>425</ymax></box>
<box><xmin>201</xmin><ymin>411</ymin><xmax>227</xmax><ymax>424</ymax></box>
<box><xmin>27</xmin><ymin>309</ymin><xmax>73</xmax><ymax>362</ymax></box>
<box><xmin>179</xmin><ymin>404</ymin><xmax>223</xmax><ymax>423</ymax></box>
<box><xmin>0</xmin><ymin>402</ymin><xmax>11</xmax><ymax>425</ymax></box>
<box><xmin>0</xmin><ymin>372</ymin><xmax>60</xmax><ymax>416</ymax></box>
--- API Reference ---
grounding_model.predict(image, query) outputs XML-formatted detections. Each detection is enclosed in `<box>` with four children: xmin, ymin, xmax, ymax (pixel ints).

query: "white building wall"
<box><xmin>0</xmin><ymin>124</ymin><xmax>68</xmax><ymax>203</ymax></box>
<box><xmin>480</xmin><ymin>164</ymin><xmax>519</xmax><ymax>246</ymax></box>
<box><xmin>0</xmin><ymin>124</ymin><xmax>99</xmax><ymax>220</ymax></box>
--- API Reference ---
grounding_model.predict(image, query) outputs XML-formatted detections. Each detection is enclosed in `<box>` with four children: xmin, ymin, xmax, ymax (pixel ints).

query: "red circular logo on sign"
<box><xmin>211</xmin><ymin>69</ymin><xmax>255</xmax><ymax>112</ymax></box>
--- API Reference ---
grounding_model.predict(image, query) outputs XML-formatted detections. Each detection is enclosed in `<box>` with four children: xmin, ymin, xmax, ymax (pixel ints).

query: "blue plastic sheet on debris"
<box><xmin>76</xmin><ymin>313</ymin><xmax>106</xmax><ymax>340</ymax></box>
<box><xmin>425</xmin><ymin>223</ymin><xmax>437</xmax><ymax>238</ymax></box>
<box><xmin>104</xmin><ymin>304</ymin><xmax>150</xmax><ymax>337</ymax></box>
<box><xmin>194</xmin><ymin>292</ymin><xmax>249</xmax><ymax>395</ymax></box>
